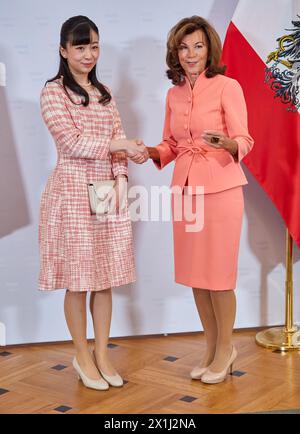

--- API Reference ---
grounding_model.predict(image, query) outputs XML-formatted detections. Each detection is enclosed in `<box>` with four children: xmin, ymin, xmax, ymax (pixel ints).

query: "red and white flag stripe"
<box><xmin>223</xmin><ymin>0</ymin><xmax>300</xmax><ymax>245</ymax></box>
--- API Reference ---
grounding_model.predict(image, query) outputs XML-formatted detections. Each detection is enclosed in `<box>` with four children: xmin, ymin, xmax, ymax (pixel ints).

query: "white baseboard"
<box><xmin>0</xmin><ymin>322</ymin><xmax>6</xmax><ymax>346</ymax></box>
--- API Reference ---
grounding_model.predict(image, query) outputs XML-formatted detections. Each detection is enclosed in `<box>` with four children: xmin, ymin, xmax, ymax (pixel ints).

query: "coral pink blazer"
<box><xmin>155</xmin><ymin>72</ymin><xmax>254</xmax><ymax>193</ymax></box>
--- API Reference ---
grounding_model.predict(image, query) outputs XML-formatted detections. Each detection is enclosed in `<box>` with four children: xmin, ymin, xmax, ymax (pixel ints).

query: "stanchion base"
<box><xmin>256</xmin><ymin>326</ymin><xmax>300</xmax><ymax>351</ymax></box>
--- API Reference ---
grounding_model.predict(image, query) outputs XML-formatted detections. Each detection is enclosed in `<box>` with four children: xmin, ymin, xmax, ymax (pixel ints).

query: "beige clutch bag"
<box><xmin>87</xmin><ymin>180</ymin><xmax>116</xmax><ymax>215</ymax></box>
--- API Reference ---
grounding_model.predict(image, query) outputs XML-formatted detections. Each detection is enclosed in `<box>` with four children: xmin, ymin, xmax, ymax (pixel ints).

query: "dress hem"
<box><xmin>38</xmin><ymin>276</ymin><xmax>136</xmax><ymax>292</ymax></box>
<box><xmin>175</xmin><ymin>278</ymin><xmax>236</xmax><ymax>291</ymax></box>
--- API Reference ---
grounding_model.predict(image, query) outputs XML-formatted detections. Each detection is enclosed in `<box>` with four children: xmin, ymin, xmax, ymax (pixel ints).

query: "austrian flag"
<box><xmin>222</xmin><ymin>0</ymin><xmax>300</xmax><ymax>246</ymax></box>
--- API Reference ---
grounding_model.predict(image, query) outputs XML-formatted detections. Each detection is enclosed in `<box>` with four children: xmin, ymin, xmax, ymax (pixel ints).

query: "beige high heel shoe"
<box><xmin>201</xmin><ymin>346</ymin><xmax>237</xmax><ymax>384</ymax></box>
<box><xmin>99</xmin><ymin>369</ymin><xmax>124</xmax><ymax>388</ymax></box>
<box><xmin>190</xmin><ymin>366</ymin><xmax>209</xmax><ymax>380</ymax></box>
<box><xmin>73</xmin><ymin>357</ymin><xmax>109</xmax><ymax>391</ymax></box>
<box><xmin>92</xmin><ymin>350</ymin><xmax>124</xmax><ymax>387</ymax></box>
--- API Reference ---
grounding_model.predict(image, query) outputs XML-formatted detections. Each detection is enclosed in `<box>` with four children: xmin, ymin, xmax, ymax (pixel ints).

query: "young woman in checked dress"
<box><xmin>39</xmin><ymin>16</ymin><xmax>148</xmax><ymax>390</ymax></box>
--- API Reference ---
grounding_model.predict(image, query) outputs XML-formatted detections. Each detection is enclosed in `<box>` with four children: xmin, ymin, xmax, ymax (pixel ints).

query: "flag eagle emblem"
<box><xmin>265</xmin><ymin>16</ymin><xmax>300</xmax><ymax>112</ymax></box>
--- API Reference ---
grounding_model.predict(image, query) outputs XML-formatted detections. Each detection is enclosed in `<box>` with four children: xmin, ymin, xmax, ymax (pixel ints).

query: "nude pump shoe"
<box><xmin>190</xmin><ymin>366</ymin><xmax>209</xmax><ymax>380</ymax></box>
<box><xmin>92</xmin><ymin>350</ymin><xmax>124</xmax><ymax>387</ymax></box>
<box><xmin>201</xmin><ymin>346</ymin><xmax>237</xmax><ymax>384</ymax></box>
<box><xmin>99</xmin><ymin>369</ymin><xmax>124</xmax><ymax>387</ymax></box>
<box><xmin>73</xmin><ymin>357</ymin><xmax>109</xmax><ymax>391</ymax></box>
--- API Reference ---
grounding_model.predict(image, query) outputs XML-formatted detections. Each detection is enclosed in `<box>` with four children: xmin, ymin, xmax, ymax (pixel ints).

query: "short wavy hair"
<box><xmin>166</xmin><ymin>16</ymin><xmax>226</xmax><ymax>85</ymax></box>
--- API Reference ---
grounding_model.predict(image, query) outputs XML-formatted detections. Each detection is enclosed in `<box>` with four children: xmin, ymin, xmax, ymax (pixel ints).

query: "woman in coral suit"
<box><xmin>146</xmin><ymin>16</ymin><xmax>254</xmax><ymax>384</ymax></box>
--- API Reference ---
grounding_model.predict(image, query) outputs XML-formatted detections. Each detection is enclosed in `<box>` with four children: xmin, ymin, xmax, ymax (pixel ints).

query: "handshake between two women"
<box><xmin>110</xmin><ymin>138</ymin><xmax>150</xmax><ymax>165</ymax></box>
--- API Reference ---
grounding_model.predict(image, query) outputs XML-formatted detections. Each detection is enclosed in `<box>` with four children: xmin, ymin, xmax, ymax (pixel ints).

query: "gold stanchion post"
<box><xmin>256</xmin><ymin>229</ymin><xmax>300</xmax><ymax>350</ymax></box>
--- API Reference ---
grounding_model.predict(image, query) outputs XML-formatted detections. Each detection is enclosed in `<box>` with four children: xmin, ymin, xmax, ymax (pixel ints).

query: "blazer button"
<box><xmin>188</xmin><ymin>98</ymin><xmax>192</xmax><ymax>103</ymax></box>
<box><xmin>187</xmin><ymin>139</ymin><xmax>192</xmax><ymax>144</ymax></box>
<box><xmin>184</xmin><ymin>124</ymin><xmax>188</xmax><ymax>130</ymax></box>
<box><xmin>185</xmin><ymin>111</ymin><xmax>189</xmax><ymax>116</ymax></box>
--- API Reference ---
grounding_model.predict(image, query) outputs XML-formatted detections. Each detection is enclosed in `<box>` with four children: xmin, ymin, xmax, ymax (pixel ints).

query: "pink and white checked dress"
<box><xmin>39</xmin><ymin>79</ymin><xmax>136</xmax><ymax>292</ymax></box>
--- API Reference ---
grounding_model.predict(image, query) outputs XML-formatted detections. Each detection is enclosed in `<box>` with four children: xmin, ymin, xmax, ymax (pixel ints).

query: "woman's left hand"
<box><xmin>202</xmin><ymin>130</ymin><xmax>238</xmax><ymax>158</ymax></box>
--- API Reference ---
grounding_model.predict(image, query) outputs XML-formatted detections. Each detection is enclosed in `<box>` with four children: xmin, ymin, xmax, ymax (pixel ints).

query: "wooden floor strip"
<box><xmin>1</xmin><ymin>330</ymin><xmax>300</xmax><ymax>414</ymax></box>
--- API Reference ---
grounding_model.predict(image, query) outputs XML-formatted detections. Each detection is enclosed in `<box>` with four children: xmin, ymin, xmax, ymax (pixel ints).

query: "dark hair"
<box><xmin>166</xmin><ymin>16</ymin><xmax>226</xmax><ymax>85</ymax></box>
<box><xmin>47</xmin><ymin>15</ymin><xmax>111</xmax><ymax>106</ymax></box>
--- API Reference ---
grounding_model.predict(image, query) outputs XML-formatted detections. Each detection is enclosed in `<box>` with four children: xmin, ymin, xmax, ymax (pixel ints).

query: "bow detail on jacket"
<box><xmin>176</xmin><ymin>145</ymin><xmax>209</xmax><ymax>161</ymax></box>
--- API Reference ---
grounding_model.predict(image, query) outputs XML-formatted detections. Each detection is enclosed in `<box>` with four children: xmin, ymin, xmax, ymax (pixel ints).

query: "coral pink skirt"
<box><xmin>172</xmin><ymin>186</ymin><xmax>244</xmax><ymax>290</ymax></box>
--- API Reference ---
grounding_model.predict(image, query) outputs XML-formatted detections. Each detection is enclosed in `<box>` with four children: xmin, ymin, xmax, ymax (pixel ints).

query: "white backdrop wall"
<box><xmin>0</xmin><ymin>0</ymin><xmax>299</xmax><ymax>345</ymax></box>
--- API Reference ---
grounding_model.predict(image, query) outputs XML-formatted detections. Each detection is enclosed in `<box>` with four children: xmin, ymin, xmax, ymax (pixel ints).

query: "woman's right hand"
<box><xmin>110</xmin><ymin>138</ymin><xmax>149</xmax><ymax>163</ymax></box>
<box><xmin>129</xmin><ymin>140</ymin><xmax>149</xmax><ymax>164</ymax></box>
<box><xmin>110</xmin><ymin>138</ymin><xmax>144</xmax><ymax>154</ymax></box>
<box><xmin>126</xmin><ymin>139</ymin><xmax>148</xmax><ymax>159</ymax></box>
